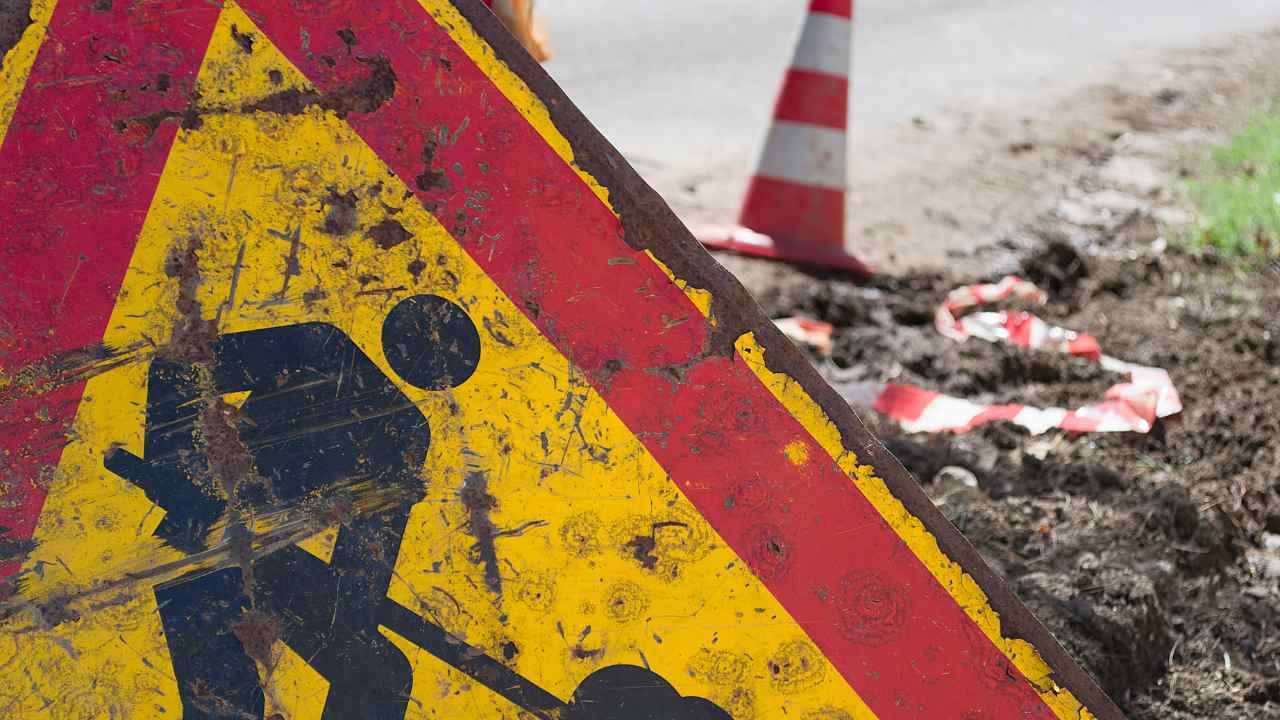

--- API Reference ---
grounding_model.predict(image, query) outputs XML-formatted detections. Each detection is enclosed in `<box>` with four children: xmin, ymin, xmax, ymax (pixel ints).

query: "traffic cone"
<box><xmin>484</xmin><ymin>0</ymin><xmax>552</xmax><ymax>62</ymax></box>
<box><xmin>698</xmin><ymin>0</ymin><xmax>870</xmax><ymax>275</ymax></box>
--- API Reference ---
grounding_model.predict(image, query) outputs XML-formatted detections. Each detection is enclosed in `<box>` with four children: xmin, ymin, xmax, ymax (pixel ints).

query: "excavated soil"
<box><xmin>734</xmin><ymin>241</ymin><xmax>1279</xmax><ymax>718</ymax></box>
<box><xmin>711</xmin><ymin>30</ymin><xmax>1280</xmax><ymax>719</ymax></box>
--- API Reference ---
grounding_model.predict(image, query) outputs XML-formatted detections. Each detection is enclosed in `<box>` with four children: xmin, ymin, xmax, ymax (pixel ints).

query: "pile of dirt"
<box><xmin>730</xmin><ymin>226</ymin><xmax>1280</xmax><ymax>719</ymax></box>
<box><xmin>701</xmin><ymin>18</ymin><xmax>1280</xmax><ymax>719</ymax></box>
<box><xmin>713</xmin><ymin>76</ymin><xmax>1280</xmax><ymax>717</ymax></box>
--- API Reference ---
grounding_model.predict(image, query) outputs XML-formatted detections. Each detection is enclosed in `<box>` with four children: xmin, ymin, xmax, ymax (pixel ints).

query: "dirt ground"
<box><xmin>711</xmin><ymin>26</ymin><xmax>1280</xmax><ymax>720</ymax></box>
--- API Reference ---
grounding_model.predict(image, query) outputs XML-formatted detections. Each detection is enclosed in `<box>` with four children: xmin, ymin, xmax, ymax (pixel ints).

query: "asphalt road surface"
<box><xmin>540</xmin><ymin>0</ymin><xmax>1280</xmax><ymax>213</ymax></box>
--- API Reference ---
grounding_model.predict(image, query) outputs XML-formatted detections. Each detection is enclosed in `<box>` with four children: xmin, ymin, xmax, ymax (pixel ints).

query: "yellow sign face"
<box><xmin>0</xmin><ymin>2</ymin><xmax>1121</xmax><ymax>719</ymax></box>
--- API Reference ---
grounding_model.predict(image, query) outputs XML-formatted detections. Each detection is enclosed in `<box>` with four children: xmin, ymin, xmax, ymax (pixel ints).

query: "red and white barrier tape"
<box><xmin>774</xmin><ymin>276</ymin><xmax>1182</xmax><ymax>434</ymax></box>
<box><xmin>774</xmin><ymin>316</ymin><xmax>836</xmax><ymax>356</ymax></box>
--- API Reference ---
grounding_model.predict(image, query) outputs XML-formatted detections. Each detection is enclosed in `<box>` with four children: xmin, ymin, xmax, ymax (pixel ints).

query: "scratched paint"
<box><xmin>2</xmin><ymin>6</ymin><xmax>873</xmax><ymax>717</ymax></box>
<box><xmin>0</xmin><ymin>1</ymin><xmax>1123</xmax><ymax>719</ymax></box>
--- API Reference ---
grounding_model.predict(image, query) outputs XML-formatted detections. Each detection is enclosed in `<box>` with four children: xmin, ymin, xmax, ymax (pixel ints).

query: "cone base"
<box><xmin>697</xmin><ymin>225</ymin><xmax>872</xmax><ymax>277</ymax></box>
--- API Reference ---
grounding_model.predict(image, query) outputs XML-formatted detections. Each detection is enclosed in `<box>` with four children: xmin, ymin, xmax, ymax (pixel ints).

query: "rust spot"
<box><xmin>460</xmin><ymin>471</ymin><xmax>502</xmax><ymax>595</ymax></box>
<box><xmin>481</xmin><ymin>315</ymin><xmax>515</xmax><ymax>348</ymax></box>
<box><xmin>199</xmin><ymin>396</ymin><xmax>270</xmax><ymax>507</ymax></box>
<box><xmin>159</xmin><ymin>233</ymin><xmax>269</xmax><ymax>594</ymax></box>
<box><xmin>622</xmin><ymin>520</ymin><xmax>692</xmax><ymax>573</ymax></box>
<box><xmin>321</xmin><ymin>188</ymin><xmax>359</xmax><ymax>236</ymax></box>
<box><xmin>229</xmin><ymin>23</ymin><xmax>255</xmax><ymax>54</ymax></box>
<box><xmin>415</xmin><ymin>138</ymin><xmax>449</xmax><ymax>191</ymax></box>
<box><xmin>803</xmin><ymin>707</ymin><xmax>855</xmax><ymax>717</ymax></box>
<box><xmin>117</xmin><ymin>97</ymin><xmax>205</xmax><ymax>138</ymax></box>
<box><xmin>689</xmin><ymin>648</ymin><xmax>750</xmax><ymax>685</ymax></box>
<box><xmin>355</xmin><ymin>284</ymin><xmax>406</xmax><ymax>298</ymax></box>
<box><xmin>802</xmin><ymin>708</ymin><xmax>856</xmax><ymax>720</ymax></box>
<box><xmin>835</xmin><ymin>571</ymin><xmax>911</xmax><ymax>646</ymax></box>
<box><xmin>266</xmin><ymin>68</ymin><xmax>284</xmax><ymax>85</ymax></box>
<box><xmin>603</xmin><ymin>581</ymin><xmax>648</xmax><ymax>623</ymax></box>
<box><xmin>302</xmin><ymin>286</ymin><xmax>327</xmax><ymax>304</ymax></box>
<box><xmin>598</xmin><ymin>357</ymin><xmax>625</xmax><ymax>386</ymax></box>
<box><xmin>744</xmin><ymin>523</ymin><xmax>793</xmax><ymax>581</ymax></box>
<box><xmin>767</xmin><ymin>639</ymin><xmax>826</xmax><ymax>694</ymax></box>
<box><xmin>725</xmin><ymin>477</ymin><xmax>773</xmax><ymax>513</ymax></box>
<box><xmin>452</xmin><ymin>208</ymin><xmax>471</xmax><ymax>237</ymax></box>
<box><xmin>118</xmin><ymin>54</ymin><xmax>398</xmax><ymax>138</ymax></box>
<box><xmin>160</xmin><ymin>234</ymin><xmax>216</xmax><ymax>364</ymax></box>
<box><xmin>231</xmin><ymin>609</ymin><xmax>281</xmax><ymax>669</ymax></box>
<box><xmin>406</xmin><ymin>258</ymin><xmax>427</xmax><ymax>279</ymax></box>
<box><xmin>719</xmin><ymin>687</ymin><xmax>757</xmax><ymax>718</ymax></box>
<box><xmin>514</xmin><ymin>573</ymin><xmax>555</xmax><ymax>611</ymax></box>
<box><xmin>623</xmin><ymin>533</ymin><xmax>658</xmax><ymax>571</ymax></box>
<box><xmin>336</xmin><ymin>27</ymin><xmax>356</xmax><ymax>48</ymax></box>
<box><xmin>571</xmin><ymin>643</ymin><xmax>605</xmax><ymax>661</ymax></box>
<box><xmin>309</xmin><ymin>53</ymin><xmax>399</xmax><ymax>115</ymax></box>
<box><xmin>367</xmin><ymin>218</ymin><xmax>412</xmax><ymax>249</ymax></box>
<box><xmin>43</xmin><ymin>597</ymin><xmax>81</xmax><ymax>626</ymax></box>
<box><xmin>559</xmin><ymin>512</ymin><xmax>601</xmax><ymax>557</ymax></box>
<box><xmin>0</xmin><ymin>535</ymin><xmax>36</xmax><ymax>564</ymax></box>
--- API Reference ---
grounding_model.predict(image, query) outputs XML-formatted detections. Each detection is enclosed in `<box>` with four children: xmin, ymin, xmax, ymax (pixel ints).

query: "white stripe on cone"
<box><xmin>755</xmin><ymin>120</ymin><xmax>847</xmax><ymax>190</ymax></box>
<box><xmin>791</xmin><ymin>13</ymin><xmax>852</xmax><ymax>78</ymax></box>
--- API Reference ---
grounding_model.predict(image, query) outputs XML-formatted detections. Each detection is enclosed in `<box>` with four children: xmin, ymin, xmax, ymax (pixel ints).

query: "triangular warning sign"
<box><xmin>0</xmin><ymin>2</ymin><xmax>1122</xmax><ymax>718</ymax></box>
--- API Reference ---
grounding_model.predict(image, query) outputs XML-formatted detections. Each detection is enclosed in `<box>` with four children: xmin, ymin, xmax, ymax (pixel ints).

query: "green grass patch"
<box><xmin>1186</xmin><ymin>104</ymin><xmax>1280</xmax><ymax>256</ymax></box>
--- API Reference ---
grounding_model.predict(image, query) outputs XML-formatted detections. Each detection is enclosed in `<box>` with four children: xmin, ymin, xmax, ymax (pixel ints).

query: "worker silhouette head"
<box><xmin>382</xmin><ymin>294</ymin><xmax>482</xmax><ymax>390</ymax></box>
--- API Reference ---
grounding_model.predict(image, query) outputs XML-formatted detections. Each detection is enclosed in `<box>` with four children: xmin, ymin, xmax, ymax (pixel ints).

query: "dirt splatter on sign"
<box><xmin>0</xmin><ymin>1</ymin><xmax>1124</xmax><ymax>718</ymax></box>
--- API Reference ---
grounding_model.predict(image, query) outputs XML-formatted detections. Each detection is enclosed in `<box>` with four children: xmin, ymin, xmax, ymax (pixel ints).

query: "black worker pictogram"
<box><xmin>104</xmin><ymin>292</ymin><xmax>729</xmax><ymax>720</ymax></box>
<box><xmin>105</xmin><ymin>294</ymin><xmax>481</xmax><ymax>720</ymax></box>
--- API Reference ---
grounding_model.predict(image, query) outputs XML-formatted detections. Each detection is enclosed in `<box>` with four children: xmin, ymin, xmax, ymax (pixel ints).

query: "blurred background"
<box><xmin>540</xmin><ymin>0</ymin><xmax>1280</xmax><ymax>271</ymax></box>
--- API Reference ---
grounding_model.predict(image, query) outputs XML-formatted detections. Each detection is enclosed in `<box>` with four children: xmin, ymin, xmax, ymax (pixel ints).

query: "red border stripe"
<box><xmin>0</xmin><ymin>2</ymin><xmax>221</xmax><ymax>578</ymax></box>
<box><xmin>238</xmin><ymin>3</ymin><xmax>1059</xmax><ymax>717</ymax></box>
<box><xmin>738</xmin><ymin>175</ymin><xmax>845</xmax><ymax>251</ymax></box>
<box><xmin>810</xmin><ymin>0</ymin><xmax>854</xmax><ymax>19</ymax></box>
<box><xmin>774</xmin><ymin>69</ymin><xmax>849</xmax><ymax>129</ymax></box>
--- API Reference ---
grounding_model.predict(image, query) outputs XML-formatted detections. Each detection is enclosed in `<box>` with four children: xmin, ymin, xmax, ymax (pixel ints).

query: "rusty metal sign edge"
<box><xmin>459</xmin><ymin>5</ymin><xmax>1125</xmax><ymax>719</ymax></box>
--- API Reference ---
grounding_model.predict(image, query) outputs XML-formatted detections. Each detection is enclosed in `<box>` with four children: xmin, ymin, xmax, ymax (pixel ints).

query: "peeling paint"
<box><xmin>460</xmin><ymin>470</ymin><xmax>503</xmax><ymax>596</ymax></box>
<box><xmin>0</xmin><ymin>1</ymin><xmax>1121</xmax><ymax>719</ymax></box>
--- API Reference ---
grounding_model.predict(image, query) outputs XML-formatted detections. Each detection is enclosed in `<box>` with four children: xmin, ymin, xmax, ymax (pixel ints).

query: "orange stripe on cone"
<box><xmin>698</xmin><ymin>0</ymin><xmax>870</xmax><ymax>275</ymax></box>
